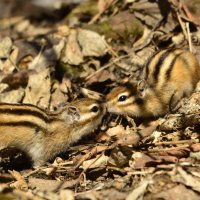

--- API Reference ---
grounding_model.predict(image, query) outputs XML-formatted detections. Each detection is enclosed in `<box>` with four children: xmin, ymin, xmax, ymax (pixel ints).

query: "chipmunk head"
<box><xmin>106</xmin><ymin>81</ymin><xmax>148</xmax><ymax>117</ymax></box>
<box><xmin>68</xmin><ymin>98</ymin><xmax>105</xmax><ymax>124</ymax></box>
<box><xmin>58</xmin><ymin>98</ymin><xmax>106</xmax><ymax>142</ymax></box>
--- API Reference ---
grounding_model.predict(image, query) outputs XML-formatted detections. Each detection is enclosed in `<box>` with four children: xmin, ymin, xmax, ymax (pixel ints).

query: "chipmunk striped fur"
<box><xmin>0</xmin><ymin>98</ymin><xmax>105</xmax><ymax>166</ymax></box>
<box><xmin>106</xmin><ymin>49</ymin><xmax>200</xmax><ymax>117</ymax></box>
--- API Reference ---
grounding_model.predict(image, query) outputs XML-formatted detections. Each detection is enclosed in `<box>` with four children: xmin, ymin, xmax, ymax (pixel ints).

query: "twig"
<box><xmin>186</xmin><ymin>22</ymin><xmax>193</xmax><ymax>53</ymax></box>
<box><xmin>74</xmin><ymin>152</ymin><xmax>106</xmax><ymax>192</ymax></box>
<box><xmin>133</xmin><ymin>18</ymin><xmax>164</xmax><ymax>52</ymax></box>
<box><xmin>85</xmin><ymin>55</ymin><xmax>129</xmax><ymax>81</ymax></box>
<box><xmin>103</xmin><ymin>39</ymin><xmax>118</xmax><ymax>57</ymax></box>
<box><xmin>89</xmin><ymin>0</ymin><xmax>115</xmax><ymax>24</ymax></box>
<box><xmin>22</xmin><ymin>166</ymin><xmax>49</xmax><ymax>178</ymax></box>
<box><xmin>8</xmin><ymin>57</ymin><xmax>19</xmax><ymax>71</ymax></box>
<box><xmin>155</xmin><ymin>139</ymin><xmax>197</xmax><ymax>146</ymax></box>
<box><xmin>147</xmin><ymin>145</ymin><xmax>189</xmax><ymax>152</ymax></box>
<box><xmin>74</xmin><ymin>145</ymin><xmax>109</xmax><ymax>170</ymax></box>
<box><xmin>177</xmin><ymin>13</ymin><xmax>188</xmax><ymax>40</ymax></box>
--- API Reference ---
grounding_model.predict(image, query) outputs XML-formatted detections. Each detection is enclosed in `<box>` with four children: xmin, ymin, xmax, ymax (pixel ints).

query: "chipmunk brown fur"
<box><xmin>0</xmin><ymin>98</ymin><xmax>105</xmax><ymax>166</ymax></box>
<box><xmin>106</xmin><ymin>49</ymin><xmax>200</xmax><ymax>117</ymax></box>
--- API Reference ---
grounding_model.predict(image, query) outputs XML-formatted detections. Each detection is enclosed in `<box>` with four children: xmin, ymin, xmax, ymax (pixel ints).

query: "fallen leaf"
<box><xmin>129</xmin><ymin>152</ymin><xmax>157</xmax><ymax>168</ymax></box>
<box><xmin>1</xmin><ymin>70</ymin><xmax>29</xmax><ymax>88</ymax></box>
<box><xmin>23</xmin><ymin>68</ymin><xmax>51</xmax><ymax>109</ymax></box>
<box><xmin>0</xmin><ymin>88</ymin><xmax>24</xmax><ymax>103</ymax></box>
<box><xmin>28</xmin><ymin>38</ymin><xmax>65</xmax><ymax>71</ymax></box>
<box><xmin>153</xmin><ymin>184</ymin><xmax>199</xmax><ymax>200</ymax></box>
<box><xmin>61</xmin><ymin>29</ymin><xmax>83</xmax><ymax>65</ymax></box>
<box><xmin>60</xmin><ymin>189</ymin><xmax>74</xmax><ymax>200</ymax></box>
<box><xmin>109</xmin><ymin>146</ymin><xmax>132</xmax><ymax>167</ymax></box>
<box><xmin>86</xmin><ymin>69</ymin><xmax>115</xmax><ymax>85</ymax></box>
<box><xmin>82</xmin><ymin>154</ymin><xmax>109</xmax><ymax>170</ymax></box>
<box><xmin>190</xmin><ymin>143</ymin><xmax>200</xmax><ymax>152</ymax></box>
<box><xmin>0</xmin><ymin>37</ymin><xmax>12</xmax><ymax>58</ymax></box>
<box><xmin>126</xmin><ymin>177</ymin><xmax>152</xmax><ymax>200</ymax></box>
<box><xmin>106</xmin><ymin>125</ymin><xmax>126</xmax><ymax>138</ymax></box>
<box><xmin>172</xmin><ymin>166</ymin><xmax>200</xmax><ymax>192</ymax></box>
<box><xmin>9</xmin><ymin>170</ymin><xmax>28</xmax><ymax>191</ymax></box>
<box><xmin>81</xmin><ymin>87</ymin><xmax>104</xmax><ymax>100</ymax></box>
<box><xmin>28</xmin><ymin>177</ymin><xmax>79</xmax><ymax>191</ymax></box>
<box><xmin>77</xmin><ymin>28</ymin><xmax>108</xmax><ymax>57</ymax></box>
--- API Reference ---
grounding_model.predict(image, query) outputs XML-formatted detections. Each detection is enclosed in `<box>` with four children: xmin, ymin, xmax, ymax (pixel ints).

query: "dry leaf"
<box><xmin>190</xmin><ymin>143</ymin><xmax>200</xmax><ymax>152</ymax></box>
<box><xmin>126</xmin><ymin>178</ymin><xmax>151</xmax><ymax>200</ymax></box>
<box><xmin>109</xmin><ymin>146</ymin><xmax>132</xmax><ymax>167</ymax></box>
<box><xmin>1</xmin><ymin>70</ymin><xmax>29</xmax><ymax>88</ymax></box>
<box><xmin>61</xmin><ymin>29</ymin><xmax>83</xmax><ymax>65</ymax></box>
<box><xmin>129</xmin><ymin>152</ymin><xmax>157</xmax><ymax>168</ymax></box>
<box><xmin>77</xmin><ymin>29</ymin><xmax>108</xmax><ymax>57</ymax></box>
<box><xmin>0</xmin><ymin>37</ymin><xmax>12</xmax><ymax>58</ymax></box>
<box><xmin>106</xmin><ymin>125</ymin><xmax>126</xmax><ymax>138</ymax></box>
<box><xmin>15</xmin><ymin>19</ymin><xmax>30</xmax><ymax>33</ymax></box>
<box><xmin>172</xmin><ymin>167</ymin><xmax>200</xmax><ymax>192</ymax></box>
<box><xmin>2</xmin><ymin>46</ymin><xmax>18</xmax><ymax>72</ymax></box>
<box><xmin>0</xmin><ymin>83</ymin><xmax>9</xmax><ymax>93</ymax></box>
<box><xmin>23</xmin><ymin>68</ymin><xmax>51</xmax><ymax>108</ymax></box>
<box><xmin>28</xmin><ymin>177</ymin><xmax>79</xmax><ymax>191</ymax></box>
<box><xmin>153</xmin><ymin>184</ymin><xmax>199</xmax><ymax>200</ymax></box>
<box><xmin>82</xmin><ymin>154</ymin><xmax>109</xmax><ymax>170</ymax></box>
<box><xmin>50</xmin><ymin>81</ymin><xmax>68</xmax><ymax>109</ymax></box>
<box><xmin>57</xmin><ymin>25</ymin><xmax>70</xmax><ymax>37</ymax></box>
<box><xmin>0</xmin><ymin>88</ymin><xmax>24</xmax><ymax>103</ymax></box>
<box><xmin>86</xmin><ymin>70</ymin><xmax>115</xmax><ymax>85</ymax></box>
<box><xmin>61</xmin><ymin>28</ymin><xmax>107</xmax><ymax>65</ymax></box>
<box><xmin>28</xmin><ymin>38</ymin><xmax>65</xmax><ymax>71</ymax></box>
<box><xmin>60</xmin><ymin>190</ymin><xmax>74</xmax><ymax>200</ymax></box>
<box><xmin>81</xmin><ymin>87</ymin><xmax>104</xmax><ymax>100</ymax></box>
<box><xmin>9</xmin><ymin>170</ymin><xmax>28</xmax><ymax>191</ymax></box>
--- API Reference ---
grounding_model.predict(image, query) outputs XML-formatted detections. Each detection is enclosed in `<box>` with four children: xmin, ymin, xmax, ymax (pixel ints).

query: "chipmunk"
<box><xmin>106</xmin><ymin>49</ymin><xmax>200</xmax><ymax>117</ymax></box>
<box><xmin>0</xmin><ymin>98</ymin><xmax>105</xmax><ymax>166</ymax></box>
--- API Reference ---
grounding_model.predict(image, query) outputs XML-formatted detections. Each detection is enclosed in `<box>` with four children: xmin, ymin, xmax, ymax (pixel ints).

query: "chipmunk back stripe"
<box><xmin>48</xmin><ymin>108</ymin><xmax>68</xmax><ymax>117</ymax></box>
<box><xmin>165</xmin><ymin>53</ymin><xmax>182</xmax><ymax>81</ymax></box>
<box><xmin>152</xmin><ymin>49</ymin><xmax>172</xmax><ymax>82</ymax></box>
<box><xmin>106</xmin><ymin>49</ymin><xmax>200</xmax><ymax>118</ymax></box>
<box><xmin>179</xmin><ymin>54</ymin><xmax>190</xmax><ymax>69</ymax></box>
<box><xmin>0</xmin><ymin>104</ymin><xmax>49</xmax><ymax>122</ymax></box>
<box><xmin>0</xmin><ymin>121</ymin><xmax>45</xmax><ymax>131</ymax></box>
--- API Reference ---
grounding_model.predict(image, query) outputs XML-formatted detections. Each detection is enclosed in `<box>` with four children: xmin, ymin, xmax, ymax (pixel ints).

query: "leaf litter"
<box><xmin>1</xmin><ymin>0</ymin><xmax>200</xmax><ymax>199</ymax></box>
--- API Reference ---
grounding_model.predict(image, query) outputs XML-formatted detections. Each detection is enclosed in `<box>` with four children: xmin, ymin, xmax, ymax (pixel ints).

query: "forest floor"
<box><xmin>1</xmin><ymin>0</ymin><xmax>200</xmax><ymax>199</ymax></box>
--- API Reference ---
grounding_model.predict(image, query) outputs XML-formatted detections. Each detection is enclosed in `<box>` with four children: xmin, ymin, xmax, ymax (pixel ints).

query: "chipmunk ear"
<box><xmin>137</xmin><ymin>80</ymin><xmax>147</xmax><ymax>98</ymax></box>
<box><xmin>67</xmin><ymin>106</ymin><xmax>80</xmax><ymax>120</ymax></box>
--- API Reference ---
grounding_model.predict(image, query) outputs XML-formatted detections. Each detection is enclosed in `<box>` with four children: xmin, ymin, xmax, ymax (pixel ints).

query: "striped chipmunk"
<box><xmin>106</xmin><ymin>49</ymin><xmax>200</xmax><ymax>117</ymax></box>
<box><xmin>0</xmin><ymin>98</ymin><xmax>105</xmax><ymax>166</ymax></box>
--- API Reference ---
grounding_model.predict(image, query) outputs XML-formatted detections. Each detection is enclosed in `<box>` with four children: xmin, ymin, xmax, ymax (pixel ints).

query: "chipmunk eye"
<box><xmin>90</xmin><ymin>105</ymin><xmax>99</xmax><ymax>113</ymax></box>
<box><xmin>118</xmin><ymin>95</ymin><xmax>127</xmax><ymax>102</ymax></box>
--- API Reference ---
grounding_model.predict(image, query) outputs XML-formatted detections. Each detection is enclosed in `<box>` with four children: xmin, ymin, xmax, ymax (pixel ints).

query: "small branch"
<box><xmin>186</xmin><ymin>22</ymin><xmax>193</xmax><ymax>53</ymax></box>
<box><xmin>147</xmin><ymin>145</ymin><xmax>190</xmax><ymax>152</ymax></box>
<box><xmin>85</xmin><ymin>55</ymin><xmax>129</xmax><ymax>81</ymax></box>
